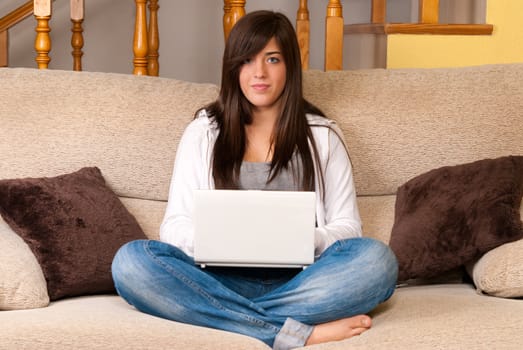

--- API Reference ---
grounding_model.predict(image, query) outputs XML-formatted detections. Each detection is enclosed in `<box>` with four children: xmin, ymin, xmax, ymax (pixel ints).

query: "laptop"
<box><xmin>193</xmin><ymin>190</ymin><xmax>316</xmax><ymax>269</ymax></box>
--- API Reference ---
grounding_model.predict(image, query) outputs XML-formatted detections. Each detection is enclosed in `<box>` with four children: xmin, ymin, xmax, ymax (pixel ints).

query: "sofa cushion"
<box><xmin>0</xmin><ymin>167</ymin><xmax>147</xmax><ymax>300</ymax></box>
<box><xmin>389</xmin><ymin>156</ymin><xmax>523</xmax><ymax>282</ymax></box>
<box><xmin>467</xmin><ymin>201</ymin><xmax>523</xmax><ymax>298</ymax></box>
<box><xmin>0</xmin><ymin>216</ymin><xmax>49</xmax><ymax>310</ymax></box>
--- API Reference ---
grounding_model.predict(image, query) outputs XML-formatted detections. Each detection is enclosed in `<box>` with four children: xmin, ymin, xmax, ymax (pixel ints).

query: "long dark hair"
<box><xmin>202</xmin><ymin>10</ymin><xmax>325</xmax><ymax>191</ymax></box>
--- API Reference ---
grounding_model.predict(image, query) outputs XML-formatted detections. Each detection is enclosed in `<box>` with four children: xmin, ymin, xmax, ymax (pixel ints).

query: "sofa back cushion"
<box><xmin>303</xmin><ymin>64</ymin><xmax>523</xmax><ymax>197</ymax></box>
<box><xmin>2</xmin><ymin>65</ymin><xmax>522</xmax><ymax>242</ymax></box>
<box><xmin>0</xmin><ymin>68</ymin><xmax>219</xmax><ymax>203</ymax></box>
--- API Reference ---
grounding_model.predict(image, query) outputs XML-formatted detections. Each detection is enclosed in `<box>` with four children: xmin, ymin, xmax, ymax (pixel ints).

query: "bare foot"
<box><xmin>305</xmin><ymin>315</ymin><xmax>372</xmax><ymax>346</ymax></box>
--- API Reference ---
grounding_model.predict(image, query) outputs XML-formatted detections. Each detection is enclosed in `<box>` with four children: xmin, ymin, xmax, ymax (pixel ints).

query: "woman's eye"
<box><xmin>267</xmin><ymin>57</ymin><xmax>280</xmax><ymax>64</ymax></box>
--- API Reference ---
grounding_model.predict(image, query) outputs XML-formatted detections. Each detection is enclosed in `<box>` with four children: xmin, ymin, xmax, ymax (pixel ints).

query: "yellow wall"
<box><xmin>387</xmin><ymin>0</ymin><xmax>523</xmax><ymax>68</ymax></box>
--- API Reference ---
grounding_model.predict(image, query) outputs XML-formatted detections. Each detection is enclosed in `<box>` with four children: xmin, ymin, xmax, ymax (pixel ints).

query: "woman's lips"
<box><xmin>251</xmin><ymin>84</ymin><xmax>270</xmax><ymax>91</ymax></box>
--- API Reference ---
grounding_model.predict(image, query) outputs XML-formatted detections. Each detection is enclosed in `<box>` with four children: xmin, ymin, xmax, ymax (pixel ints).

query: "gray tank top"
<box><xmin>239</xmin><ymin>157</ymin><xmax>303</xmax><ymax>191</ymax></box>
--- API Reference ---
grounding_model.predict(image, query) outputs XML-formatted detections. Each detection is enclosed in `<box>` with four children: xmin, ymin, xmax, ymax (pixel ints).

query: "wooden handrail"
<box><xmin>0</xmin><ymin>1</ymin><xmax>34</xmax><ymax>32</ymax></box>
<box><xmin>0</xmin><ymin>31</ymin><xmax>7</xmax><ymax>67</ymax></box>
<box><xmin>345</xmin><ymin>23</ymin><xmax>493</xmax><ymax>36</ymax></box>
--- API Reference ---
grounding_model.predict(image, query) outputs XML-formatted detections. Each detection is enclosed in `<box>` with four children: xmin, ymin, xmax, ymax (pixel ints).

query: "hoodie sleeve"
<box><xmin>159</xmin><ymin>117</ymin><xmax>213</xmax><ymax>256</ymax></box>
<box><xmin>314</xmin><ymin>123</ymin><xmax>362</xmax><ymax>257</ymax></box>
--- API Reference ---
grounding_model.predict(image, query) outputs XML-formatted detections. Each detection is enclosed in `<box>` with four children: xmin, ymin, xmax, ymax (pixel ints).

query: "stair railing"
<box><xmin>132</xmin><ymin>0</ymin><xmax>160</xmax><ymax>76</ymax></box>
<box><xmin>3</xmin><ymin>0</ymin><xmax>160</xmax><ymax>76</ymax></box>
<box><xmin>0</xmin><ymin>1</ymin><xmax>35</xmax><ymax>68</ymax></box>
<box><xmin>223</xmin><ymin>0</ymin><xmax>493</xmax><ymax>71</ymax></box>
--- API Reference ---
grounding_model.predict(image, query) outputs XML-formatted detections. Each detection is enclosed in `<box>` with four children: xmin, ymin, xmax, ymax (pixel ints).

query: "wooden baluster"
<box><xmin>371</xmin><ymin>0</ymin><xmax>387</xmax><ymax>23</ymax></box>
<box><xmin>34</xmin><ymin>0</ymin><xmax>51</xmax><ymax>69</ymax></box>
<box><xmin>325</xmin><ymin>0</ymin><xmax>343</xmax><ymax>71</ymax></box>
<box><xmin>147</xmin><ymin>0</ymin><xmax>160</xmax><ymax>76</ymax></box>
<box><xmin>223</xmin><ymin>0</ymin><xmax>245</xmax><ymax>42</ymax></box>
<box><xmin>133</xmin><ymin>0</ymin><xmax>148</xmax><ymax>75</ymax></box>
<box><xmin>296</xmin><ymin>0</ymin><xmax>310</xmax><ymax>70</ymax></box>
<box><xmin>0</xmin><ymin>31</ymin><xmax>7</xmax><ymax>67</ymax></box>
<box><xmin>419</xmin><ymin>0</ymin><xmax>439</xmax><ymax>24</ymax></box>
<box><xmin>223</xmin><ymin>1</ymin><xmax>232</xmax><ymax>41</ymax></box>
<box><xmin>70</xmin><ymin>0</ymin><xmax>84</xmax><ymax>71</ymax></box>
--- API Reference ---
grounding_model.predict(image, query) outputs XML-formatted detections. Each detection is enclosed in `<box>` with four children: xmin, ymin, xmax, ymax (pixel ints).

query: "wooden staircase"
<box><xmin>0</xmin><ymin>1</ymin><xmax>34</xmax><ymax>68</ymax></box>
<box><xmin>224</xmin><ymin>0</ymin><xmax>493</xmax><ymax>71</ymax></box>
<box><xmin>2</xmin><ymin>0</ymin><xmax>495</xmax><ymax>74</ymax></box>
<box><xmin>0</xmin><ymin>0</ymin><xmax>159</xmax><ymax>75</ymax></box>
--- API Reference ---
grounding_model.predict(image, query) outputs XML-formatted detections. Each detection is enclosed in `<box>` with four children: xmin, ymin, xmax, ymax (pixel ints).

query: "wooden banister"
<box><xmin>147</xmin><ymin>0</ymin><xmax>160</xmax><ymax>76</ymax></box>
<box><xmin>71</xmin><ymin>0</ymin><xmax>84</xmax><ymax>71</ymax></box>
<box><xmin>0</xmin><ymin>0</ymin><xmax>34</xmax><ymax>67</ymax></box>
<box><xmin>371</xmin><ymin>0</ymin><xmax>387</xmax><ymax>23</ymax></box>
<box><xmin>296</xmin><ymin>0</ymin><xmax>310</xmax><ymax>70</ymax></box>
<box><xmin>133</xmin><ymin>0</ymin><xmax>148</xmax><ymax>75</ymax></box>
<box><xmin>419</xmin><ymin>0</ymin><xmax>439</xmax><ymax>24</ymax></box>
<box><xmin>0</xmin><ymin>1</ymin><xmax>34</xmax><ymax>32</ymax></box>
<box><xmin>325</xmin><ymin>0</ymin><xmax>343</xmax><ymax>71</ymax></box>
<box><xmin>34</xmin><ymin>0</ymin><xmax>52</xmax><ymax>69</ymax></box>
<box><xmin>0</xmin><ymin>31</ymin><xmax>7</xmax><ymax>67</ymax></box>
<box><xmin>223</xmin><ymin>0</ymin><xmax>245</xmax><ymax>42</ymax></box>
<box><xmin>132</xmin><ymin>0</ymin><xmax>161</xmax><ymax>76</ymax></box>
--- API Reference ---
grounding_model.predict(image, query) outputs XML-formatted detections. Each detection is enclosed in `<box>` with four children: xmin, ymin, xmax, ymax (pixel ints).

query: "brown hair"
<box><xmin>201</xmin><ymin>10</ymin><xmax>325</xmax><ymax>191</ymax></box>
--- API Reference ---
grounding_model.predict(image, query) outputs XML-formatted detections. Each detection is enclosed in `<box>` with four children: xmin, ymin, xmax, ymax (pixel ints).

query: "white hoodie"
<box><xmin>160</xmin><ymin>111</ymin><xmax>362</xmax><ymax>258</ymax></box>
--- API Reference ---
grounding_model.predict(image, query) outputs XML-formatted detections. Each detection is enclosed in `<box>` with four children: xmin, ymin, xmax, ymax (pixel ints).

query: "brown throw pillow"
<box><xmin>0</xmin><ymin>167</ymin><xmax>147</xmax><ymax>300</ymax></box>
<box><xmin>389</xmin><ymin>156</ymin><xmax>523</xmax><ymax>282</ymax></box>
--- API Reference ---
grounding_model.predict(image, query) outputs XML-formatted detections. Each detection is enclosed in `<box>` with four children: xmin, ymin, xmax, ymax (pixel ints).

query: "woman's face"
<box><xmin>239</xmin><ymin>37</ymin><xmax>287</xmax><ymax>116</ymax></box>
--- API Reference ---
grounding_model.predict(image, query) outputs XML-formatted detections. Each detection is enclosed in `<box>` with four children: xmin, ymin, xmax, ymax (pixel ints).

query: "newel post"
<box><xmin>325</xmin><ymin>0</ymin><xmax>343</xmax><ymax>71</ymax></box>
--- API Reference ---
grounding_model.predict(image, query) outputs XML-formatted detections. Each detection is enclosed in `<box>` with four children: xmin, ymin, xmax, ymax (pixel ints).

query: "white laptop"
<box><xmin>193</xmin><ymin>190</ymin><xmax>316</xmax><ymax>269</ymax></box>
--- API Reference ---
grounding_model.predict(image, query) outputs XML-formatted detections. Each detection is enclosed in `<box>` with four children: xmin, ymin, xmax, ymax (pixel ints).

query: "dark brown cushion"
<box><xmin>389</xmin><ymin>156</ymin><xmax>523</xmax><ymax>282</ymax></box>
<box><xmin>0</xmin><ymin>167</ymin><xmax>147</xmax><ymax>300</ymax></box>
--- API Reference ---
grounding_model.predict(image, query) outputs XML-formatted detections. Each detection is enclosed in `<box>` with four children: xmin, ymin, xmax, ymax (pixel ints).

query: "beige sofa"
<box><xmin>1</xmin><ymin>64</ymin><xmax>522</xmax><ymax>349</ymax></box>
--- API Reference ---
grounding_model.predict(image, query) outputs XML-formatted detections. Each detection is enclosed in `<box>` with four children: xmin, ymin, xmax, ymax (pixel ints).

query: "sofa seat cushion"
<box><xmin>309</xmin><ymin>284</ymin><xmax>523</xmax><ymax>349</ymax></box>
<box><xmin>0</xmin><ymin>295</ymin><xmax>270</xmax><ymax>350</ymax></box>
<box><xmin>2</xmin><ymin>286</ymin><xmax>522</xmax><ymax>350</ymax></box>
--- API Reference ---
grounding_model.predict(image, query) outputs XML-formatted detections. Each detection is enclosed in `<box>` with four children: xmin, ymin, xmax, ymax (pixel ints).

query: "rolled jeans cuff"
<box><xmin>273</xmin><ymin>318</ymin><xmax>314</xmax><ymax>350</ymax></box>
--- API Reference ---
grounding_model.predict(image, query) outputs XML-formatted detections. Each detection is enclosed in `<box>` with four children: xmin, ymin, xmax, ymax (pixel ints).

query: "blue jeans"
<box><xmin>111</xmin><ymin>238</ymin><xmax>397</xmax><ymax>350</ymax></box>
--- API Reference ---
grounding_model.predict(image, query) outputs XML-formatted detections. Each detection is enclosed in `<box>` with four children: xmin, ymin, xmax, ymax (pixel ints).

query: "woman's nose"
<box><xmin>253</xmin><ymin>59</ymin><xmax>266</xmax><ymax>78</ymax></box>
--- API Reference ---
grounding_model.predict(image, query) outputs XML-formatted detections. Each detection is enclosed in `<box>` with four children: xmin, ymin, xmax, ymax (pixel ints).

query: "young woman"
<box><xmin>112</xmin><ymin>11</ymin><xmax>398</xmax><ymax>350</ymax></box>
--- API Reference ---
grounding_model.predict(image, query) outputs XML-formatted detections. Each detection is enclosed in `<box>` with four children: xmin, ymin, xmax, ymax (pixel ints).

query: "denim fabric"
<box><xmin>111</xmin><ymin>237</ymin><xmax>398</xmax><ymax>349</ymax></box>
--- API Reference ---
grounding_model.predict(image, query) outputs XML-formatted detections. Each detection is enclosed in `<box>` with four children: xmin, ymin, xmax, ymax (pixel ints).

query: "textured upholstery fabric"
<box><xmin>0</xmin><ymin>295</ymin><xmax>270</xmax><ymax>350</ymax></box>
<box><xmin>0</xmin><ymin>68</ymin><xmax>219</xmax><ymax>202</ymax></box>
<box><xmin>389</xmin><ymin>156</ymin><xmax>523</xmax><ymax>281</ymax></box>
<box><xmin>303</xmin><ymin>64</ymin><xmax>523</xmax><ymax>197</ymax></box>
<box><xmin>468</xmin><ymin>202</ymin><xmax>523</xmax><ymax>298</ymax></box>
<box><xmin>1</xmin><ymin>65</ymin><xmax>523</xmax><ymax>349</ymax></box>
<box><xmin>310</xmin><ymin>284</ymin><xmax>523</xmax><ymax>350</ymax></box>
<box><xmin>0</xmin><ymin>167</ymin><xmax>147</xmax><ymax>300</ymax></box>
<box><xmin>0</xmin><ymin>216</ymin><xmax>49</xmax><ymax>310</ymax></box>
